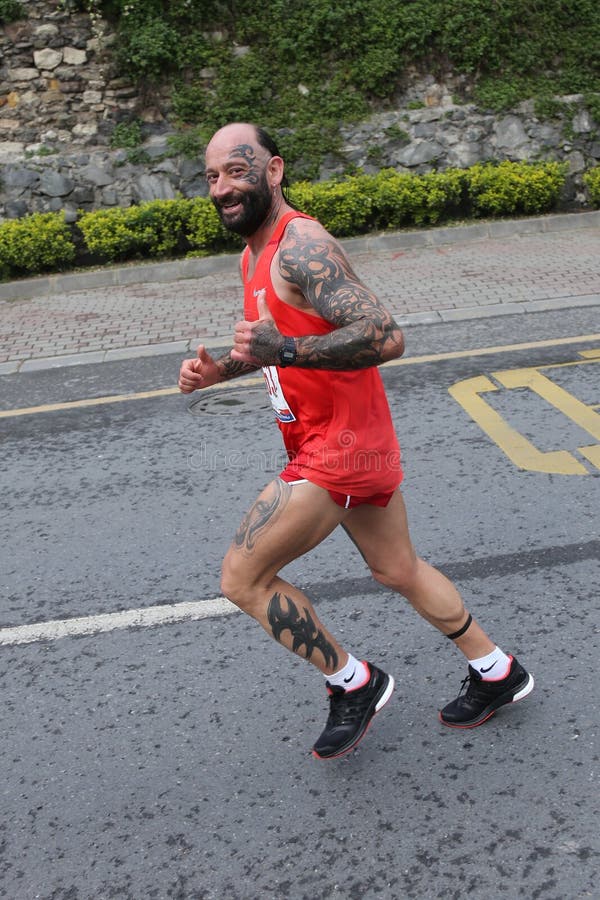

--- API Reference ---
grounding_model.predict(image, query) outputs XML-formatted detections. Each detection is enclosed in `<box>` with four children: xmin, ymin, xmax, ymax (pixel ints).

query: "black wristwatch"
<box><xmin>278</xmin><ymin>336</ymin><xmax>297</xmax><ymax>367</ymax></box>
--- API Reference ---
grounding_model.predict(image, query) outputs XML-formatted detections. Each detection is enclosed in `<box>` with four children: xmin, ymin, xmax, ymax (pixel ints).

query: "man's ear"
<box><xmin>267</xmin><ymin>155</ymin><xmax>285</xmax><ymax>189</ymax></box>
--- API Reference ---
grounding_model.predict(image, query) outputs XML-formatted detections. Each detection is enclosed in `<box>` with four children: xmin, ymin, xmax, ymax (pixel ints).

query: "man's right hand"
<box><xmin>178</xmin><ymin>345</ymin><xmax>222</xmax><ymax>393</ymax></box>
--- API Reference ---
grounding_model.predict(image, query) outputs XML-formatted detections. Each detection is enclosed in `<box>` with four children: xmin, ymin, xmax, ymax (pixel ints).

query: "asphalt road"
<box><xmin>1</xmin><ymin>307</ymin><xmax>599</xmax><ymax>900</ymax></box>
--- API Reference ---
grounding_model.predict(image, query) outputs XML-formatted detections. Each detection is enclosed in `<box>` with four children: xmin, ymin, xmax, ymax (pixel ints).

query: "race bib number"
<box><xmin>262</xmin><ymin>366</ymin><xmax>296</xmax><ymax>423</ymax></box>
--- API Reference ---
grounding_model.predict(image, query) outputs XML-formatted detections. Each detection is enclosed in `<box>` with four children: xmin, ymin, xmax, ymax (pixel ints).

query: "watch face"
<box><xmin>279</xmin><ymin>337</ymin><xmax>296</xmax><ymax>366</ymax></box>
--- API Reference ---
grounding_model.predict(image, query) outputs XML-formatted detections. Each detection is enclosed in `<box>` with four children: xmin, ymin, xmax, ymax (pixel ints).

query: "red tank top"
<box><xmin>242</xmin><ymin>211</ymin><xmax>402</xmax><ymax>495</ymax></box>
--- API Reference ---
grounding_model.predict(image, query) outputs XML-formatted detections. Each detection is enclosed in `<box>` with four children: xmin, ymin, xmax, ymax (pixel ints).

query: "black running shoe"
<box><xmin>312</xmin><ymin>662</ymin><xmax>394</xmax><ymax>760</ymax></box>
<box><xmin>439</xmin><ymin>655</ymin><xmax>534</xmax><ymax>728</ymax></box>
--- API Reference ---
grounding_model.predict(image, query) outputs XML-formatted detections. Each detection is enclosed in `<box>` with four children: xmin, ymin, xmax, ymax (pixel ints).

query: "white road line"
<box><xmin>0</xmin><ymin>597</ymin><xmax>239</xmax><ymax>647</ymax></box>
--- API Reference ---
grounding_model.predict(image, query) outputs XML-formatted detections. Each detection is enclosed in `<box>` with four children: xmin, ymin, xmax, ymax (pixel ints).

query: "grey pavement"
<box><xmin>0</xmin><ymin>210</ymin><xmax>599</xmax><ymax>376</ymax></box>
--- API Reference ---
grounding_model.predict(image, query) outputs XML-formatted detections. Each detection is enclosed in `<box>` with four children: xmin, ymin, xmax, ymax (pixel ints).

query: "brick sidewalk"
<box><xmin>1</xmin><ymin>212</ymin><xmax>599</xmax><ymax>374</ymax></box>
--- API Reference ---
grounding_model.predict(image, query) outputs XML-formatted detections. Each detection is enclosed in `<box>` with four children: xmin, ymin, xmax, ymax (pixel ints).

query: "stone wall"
<box><xmin>0</xmin><ymin>0</ymin><xmax>139</xmax><ymax>157</ymax></box>
<box><xmin>1</xmin><ymin>3</ymin><xmax>599</xmax><ymax>220</ymax></box>
<box><xmin>333</xmin><ymin>85</ymin><xmax>600</xmax><ymax>207</ymax></box>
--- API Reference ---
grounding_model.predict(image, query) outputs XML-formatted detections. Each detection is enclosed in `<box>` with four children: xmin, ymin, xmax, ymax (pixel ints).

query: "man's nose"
<box><xmin>211</xmin><ymin>173</ymin><xmax>232</xmax><ymax>199</ymax></box>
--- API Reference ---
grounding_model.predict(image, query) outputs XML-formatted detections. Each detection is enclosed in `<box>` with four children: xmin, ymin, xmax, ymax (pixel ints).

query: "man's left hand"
<box><xmin>231</xmin><ymin>290</ymin><xmax>284</xmax><ymax>365</ymax></box>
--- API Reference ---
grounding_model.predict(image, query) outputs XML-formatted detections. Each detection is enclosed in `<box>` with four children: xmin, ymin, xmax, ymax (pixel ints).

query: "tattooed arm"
<box><xmin>231</xmin><ymin>219</ymin><xmax>405</xmax><ymax>370</ymax></box>
<box><xmin>178</xmin><ymin>344</ymin><xmax>259</xmax><ymax>393</ymax></box>
<box><xmin>280</xmin><ymin>220</ymin><xmax>404</xmax><ymax>369</ymax></box>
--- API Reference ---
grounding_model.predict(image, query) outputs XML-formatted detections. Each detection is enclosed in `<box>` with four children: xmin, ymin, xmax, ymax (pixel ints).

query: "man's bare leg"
<box><xmin>344</xmin><ymin>489</ymin><xmax>493</xmax><ymax>654</ymax></box>
<box><xmin>220</xmin><ymin>478</ymin><xmax>348</xmax><ymax>673</ymax></box>
<box><xmin>344</xmin><ymin>489</ymin><xmax>533</xmax><ymax>727</ymax></box>
<box><xmin>220</xmin><ymin>478</ymin><xmax>395</xmax><ymax>757</ymax></box>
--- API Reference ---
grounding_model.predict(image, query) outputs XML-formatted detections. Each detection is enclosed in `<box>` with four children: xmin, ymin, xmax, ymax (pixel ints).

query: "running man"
<box><xmin>178</xmin><ymin>122</ymin><xmax>534</xmax><ymax>760</ymax></box>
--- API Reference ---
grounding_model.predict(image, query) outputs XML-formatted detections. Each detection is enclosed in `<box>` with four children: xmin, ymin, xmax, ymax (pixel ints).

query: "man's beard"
<box><xmin>213</xmin><ymin>174</ymin><xmax>273</xmax><ymax>237</ymax></box>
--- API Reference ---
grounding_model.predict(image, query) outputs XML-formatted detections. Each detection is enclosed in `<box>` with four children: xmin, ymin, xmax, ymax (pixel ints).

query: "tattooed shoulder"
<box><xmin>277</xmin><ymin>219</ymin><xmax>387</xmax><ymax>328</ymax></box>
<box><xmin>278</xmin><ymin>220</ymin><xmax>354</xmax><ymax>298</ymax></box>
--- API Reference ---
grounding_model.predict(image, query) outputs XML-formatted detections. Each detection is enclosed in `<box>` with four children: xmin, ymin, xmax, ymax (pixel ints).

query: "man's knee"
<box><xmin>220</xmin><ymin>549</ymin><xmax>270</xmax><ymax>615</ymax></box>
<box><xmin>370</xmin><ymin>553</ymin><xmax>420</xmax><ymax>593</ymax></box>
<box><xmin>220</xmin><ymin>551</ymin><xmax>245</xmax><ymax>607</ymax></box>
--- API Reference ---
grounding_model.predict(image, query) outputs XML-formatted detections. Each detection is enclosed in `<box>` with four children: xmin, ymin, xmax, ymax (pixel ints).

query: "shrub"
<box><xmin>289</xmin><ymin>168</ymin><xmax>468</xmax><ymax>235</ymax></box>
<box><xmin>465</xmin><ymin>161</ymin><xmax>567</xmax><ymax>217</ymax></box>
<box><xmin>534</xmin><ymin>95</ymin><xmax>568</xmax><ymax>121</ymax></box>
<box><xmin>78</xmin><ymin>199</ymin><xmax>192</xmax><ymax>261</ymax></box>
<box><xmin>413</xmin><ymin>169</ymin><xmax>467</xmax><ymax>225</ymax></box>
<box><xmin>78</xmin><ymin>196</ymin><xmax>240</xmax><ymax>263</ymax></box>
<box><xmin>367</xmin><ymin>168</ymin><xmax>467</xmax><ymax>229</ymax></box>
<box><xmin>369</xmin><ymin>169</ymin><xmax>425</xmax><ymax>229</ymax></box>
<box><xmin>116</xmin><ymin>16</ymin><xmax>179</xmax><ymax>81</ymax></box>
<box><xmin>0</xmin><ymin>212</ymin><xmax>75</xmax><ymax>280</ymax></box>
<box><xmin>170</xmin><ymin>84</ymin><xmax>208</xmax><ymax>125</ymax></box>
<box><xmin>583</xmin><ymin>168</ymin><xmax>600</xmax><ymax>207</ymax></box>
<box><xmin>289</xmin><ymin>178</ymin><xmax>376</xmax><ymax>237</ymax></box>
<box><xmin>0</xmin><ymin>0</ymin><xmax>24</xmax><ymax>23</ymax></box>
<box><xmin>166</xmin><ymin>127</ymin><xmax>205</xmax><ymax>160</ymax></box>
<box><xmin>0</xmin><ymin>162</ymin><xmax>577</xmax><ymax>280</ymax></box>
<box><xmin>584</xmin><ymin>93</ymin><xmax>600</xmax><ymax>126</ymax></box>
<box><xmin>110</xmin><ymin>120</ymin><xmax>143</xmax><ymax>150</ymax></box>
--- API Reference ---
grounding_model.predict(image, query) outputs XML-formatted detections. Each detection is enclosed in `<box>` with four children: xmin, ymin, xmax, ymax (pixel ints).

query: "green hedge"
<box><xmin>289</xmin><ymin>177</ymin><xmax>377</xmax><ymax>237</ymax></box>
<box><xmin>583</xmin><ymin>167</ymin><xmax>600</xmax><ymax>207</ymax></box>
<box><xmin>287</xmin><ymin>168</ymin><xmax>468</xmax><ymax>235</ymax></box>
<box><xmin>466</xmin><ymin>161</ymin><xmax>567</xmax><ymax>216</ymax></box>
<box><xmin>78</xmin><ymin>199</ymin><xmax>193</xmax><ymax>262</ymax></box>
<box><xmin>0</xmin><ymin>161</ymin><xmax>581</xmax><ymax>279</ymax></box>
<box><xmin>372</xmin><ymin>168</ymin><xmax>467</xmax><ymax>229</ymax></box>
<box><xmin>292</xmin><ymin>162</ymin><xmax>564</xmax><ymax>234</ymax></box>
<box><xmin>0</xmin><ymin>212</ymin><xmax>76</xmax><ymax>280</ymax></box>
<box><xmin>77</xmin><ymin>196</ymin><xmax>240</xmax><ymax>262</ymax></box>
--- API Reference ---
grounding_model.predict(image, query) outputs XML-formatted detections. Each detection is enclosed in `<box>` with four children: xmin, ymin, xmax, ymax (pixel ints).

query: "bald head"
<box><xmin>206</xmin><ymin>123</ymin><xmax>264</xmax><ymax>159</ymax></box>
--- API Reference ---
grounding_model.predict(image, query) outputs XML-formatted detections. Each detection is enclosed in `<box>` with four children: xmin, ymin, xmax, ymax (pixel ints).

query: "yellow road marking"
<box><xmin>0</xmin><ymin>386</ymin><xmax>179</xmax><ymax>419</ymax></box>
<box><xmin>493</xmin><ymin>367</ymin><xmax>600</xmax><ymax>441</ymax></box>
<box><xmin>579</xmin><ymin>444</ymin><xmax>600</xmax><ymax>467</ymax></box>
<box><xmin>447</xmin><ymin>376</ymin><xmax>589</xmax><ymax>476</ymax></box>
<box><xmin>1</xmin><ymin>332</ymin><xmax>599</xmax><ymax>420</ymax></box>
<box><xmin>450</xmin><ymin>348</ymin><xmax>600</xmax><ymax>475</ymax></box>
<box><xmin>384</xmin><ymin>333</ymin><xmax>600</xmax><ymax>368</ymax></box>
<box><xmin>0</xmin><ymin>376</ymin><xmax>265</xmax><ymax>419</ymax></box>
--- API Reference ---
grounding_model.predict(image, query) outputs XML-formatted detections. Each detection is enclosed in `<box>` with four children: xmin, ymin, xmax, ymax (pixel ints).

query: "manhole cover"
<box><xmin>188</xmin><ymin>387</ymin><xmax>270</xmax><ymax>416</ymax></box>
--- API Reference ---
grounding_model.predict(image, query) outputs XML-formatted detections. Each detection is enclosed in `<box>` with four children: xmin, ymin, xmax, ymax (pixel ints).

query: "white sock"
<box><xmin>468</xmin><ymin>646</ymin><xmax>511</xmax><ymax>680</ymax></box>
<box><xmin>326</xmin><ymin>655</ymin><xmax>369</xmax><ymax>691</ymax></box>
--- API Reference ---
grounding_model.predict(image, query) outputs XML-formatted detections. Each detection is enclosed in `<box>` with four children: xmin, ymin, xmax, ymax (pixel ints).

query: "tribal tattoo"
<box><xmin>229</xmin><ymin>144</ymin><xmax>260</xmax><ymax>184</ymax></box>
<box><xmin>233</xmin><ymin>479</ymin><xmax>291</xmax><ymax>552</ymax></box>
<box><xmin>217</xmin><ymin>352</ymin><xmax>259</xmax><ymax>381</ymax></box>
<box><xmin>278</xmin><ymin>223</ymin><xmax>403</xmax><ymax>369</ymax></box>
<box><xmin>267</xmin><ymin>591</ymin><xmax>339</xmax><ymax>670</ymax></box>
<box><xmin>245</xmin><ymin>319</ymin><xmax>285</xmax><ymax>365</ymax></box>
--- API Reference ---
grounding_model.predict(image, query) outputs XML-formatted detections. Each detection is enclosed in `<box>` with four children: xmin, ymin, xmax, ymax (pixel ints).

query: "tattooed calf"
<box><xmin>267</xmin><ymin>591</ymin><xmax>339</xmax><ymax>670</ymax></box>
